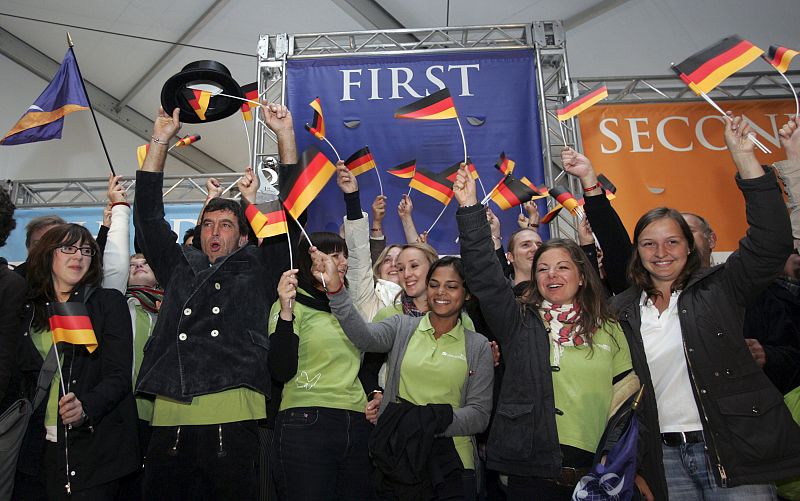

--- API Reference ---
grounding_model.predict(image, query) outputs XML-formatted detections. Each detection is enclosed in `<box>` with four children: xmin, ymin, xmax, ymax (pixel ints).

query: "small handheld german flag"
<box><xmin>488</xmin><ymin>174</ymin><xmax>539</xmax><ymax>211</ymax></box>
<box><xmin>136</xmin><ymin>143</ymin><xmax>149</xmax><ymax>169</ymax></box>
<box><xmin>556</xmin><ymin>84</ymin><xmax>608</xmax><ymax>121</ymax></box>
<box><xmin>394</xmin><ymin>87</ymin><xmax>457</xmax><ymax>120</ymax></box>
<box><xmin>387</xmin><ymin>159</ymin><xmax>416</xmax><ymax>179</ymax></box>
<box><xmin>183</xmin><ymin>88</ymin><xmax>211</xmax><ymax>121</ymax></box>
<box><xmin>442</xmin><ymin>159</ymin><xmax>479</xmax><ymax>182</ymax></box>
<box><xmin>494</xmin><ymin>152</ymin><xmax>515</xmax><ymax>175</ymax></box>
<box><xmin>539</xmin><ymin>204</ymin><xmax>563</xmax><ymax>225</ymax></box>
<box><xmin>49</xmin><ymin>302</ymin><xmax>98</xmax><ymax>353</ymax></box>
<box><xmin>173</xmin><ymin>134</ymin><xmax>201</xmax><ymax>148</ymax></box>
<box><xmin>549</xmin><ymin>186</ymin><xmax>583</xmax><ymax>219</ymax></box>
<box><xmin>305</xmin><ymin>97</ymin><xmax>326</xmax><ymax>140</ymax></box>
<box><xmin>765</xmin><ymin>45</ymin><xmax>799</xmax><ymax>73</ymax></box>
<box><xmin>597</xmin><ymin>174</ymin><xmax>617</xmax><ymax>200</ymax></box>
<box><xmin>280</xmin><ymin>145</ymin><xmax>336</xmax><ymax>220</ymax></box>
<box><xmin>244</xmin><ymin>199</ymin><xmax>288</xmax><ymax>238</ymax></box>
<box><xmin>673</xmin><ymin>35</ymin><xmax>763</xmax><ymax>95</ymax></box>
<box><xmin>344</xmin><ymin>147</ymin><xmax>377</xmax><ymax>176</ymax></box>
<box><xmin>520</xmin><ymin>177</ymin><xmax>549</xmax><ymax>200</ymax></box>
<box><xmin>240</xmin><ymin>82</ymin><xmax>259</xmax><ymax>121</ymax></box>
<box><xmin>409</xmin><ymin>168</ymin><xmax>454</xmax><ymax>205</ymax></box>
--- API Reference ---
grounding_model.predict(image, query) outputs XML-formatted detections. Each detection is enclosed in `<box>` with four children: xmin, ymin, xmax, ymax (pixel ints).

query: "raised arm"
<box><xmin>262</xmin><ymin>102</ymin><xmax>297</xmax><ymax>165</ymax></box>
<box><xmin>453</xmin><ymin>165</ymin><xmax>525</xmax><ymax>346</ymax></box>
<box><xmin>720</xmin><ymin>113</ymin><xmax>792</xmax><ymax>306</ymax></box>
<box><xmin>775</xmin><ymin>115</ymin><xmax>800</xmax><ymax>241</ymax></box>
<box><xmin>102</xmin><ymin>175</ymin><xmax>131</xmax><ymax>293</ymax></box>
<box><xmin>398</xmin><ymin>194</ymin><xmax>423</xmax><ymax>243</ymax></box>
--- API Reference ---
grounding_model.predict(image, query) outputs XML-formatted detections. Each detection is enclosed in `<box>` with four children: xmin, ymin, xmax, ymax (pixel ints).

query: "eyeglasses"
<box><xmin>58</xmin><ymin>245</ymin><xmax>96</xmax><ymax>257</ymax></box>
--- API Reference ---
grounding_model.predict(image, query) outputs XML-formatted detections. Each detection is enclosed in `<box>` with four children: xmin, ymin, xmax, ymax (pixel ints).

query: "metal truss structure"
<box><xmin>8</xmin><ymin>23</ymin><xmax>799</xmax><ymax>244</ymax></box>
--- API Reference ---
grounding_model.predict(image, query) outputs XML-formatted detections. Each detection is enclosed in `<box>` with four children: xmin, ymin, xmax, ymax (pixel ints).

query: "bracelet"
<box><xmin>326</xmin><ymin>281</ymin><xmax>345</xmax><ymax>295</ymax></box>
<box><xmin>370</xmin><ymin>227</ymin><xmax>382</xmax><ymax>232</ymax></box>
<box><xmin>528</xmin><ymin>223</ymin><xmax>539</xmax><ymax>228</ymax></box>
<box><xmin>368</xmin><ymin>389</ymin><xmax>383</xmax><ymax>400</ymax></box>
<box><xmin>583</xmin><ymin>181</ymin><xmax>602</xmax><ymax>192</ymax></box>
<box><xmin>110</xmin><ymin>202</ymin><xmax>130</xmax><ymax>208</ymax></box>
<box><xmin>151</xmin><ymin>136</ymin><xmax>168</xmax><ymax>145</ymax></box>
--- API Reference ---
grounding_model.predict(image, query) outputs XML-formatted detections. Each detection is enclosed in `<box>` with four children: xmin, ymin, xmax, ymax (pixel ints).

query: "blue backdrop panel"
<box><xmin>285</xmin><ymin>49</ymin><xmax>546</xmax><ymax>254</ymax></box>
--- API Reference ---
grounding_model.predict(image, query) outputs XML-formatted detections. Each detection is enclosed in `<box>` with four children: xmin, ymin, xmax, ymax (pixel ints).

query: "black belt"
<box><xmin>554</xmin><ymin>466</ymin><xmax>591</xmax><ymax>487</ymax></box>
<box><xmin>661</xmin><ymin>431</ymin><xmax>704</xmax><ymax>446</ymax></box>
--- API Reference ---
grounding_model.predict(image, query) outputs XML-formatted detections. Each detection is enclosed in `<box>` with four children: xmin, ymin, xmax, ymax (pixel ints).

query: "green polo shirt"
<box><xmin>373</xmin><ymin>303</ymin><xmax>476</xmax><ymax>332</ymax></box>
<box><xmin>551</xmin><ymin>321</ymin><xmax>632</xmax><ymax>453</ymax></box>
<box><xmin>269</xmin><ymin>290</ymin><xmax>367</xmax><ymax>413</ymax></box>
<box><xmin>151</xmin><ymin>388</ymin><xmax>266</xmax><ymax>426</ymax></box>
<box><xmin>398</xmin><ymin>314</ymin><xmax>474</xmax><ymax>469</ymax></box>
<box><xmin>31</xmin><ymin>328</ymin><xmax>60</xmax><ymax>427</ymax></box>
<box><xmin>133</xmin><ymin>306</ymin><xmax>155</xmax><ymax>422</ymax></box>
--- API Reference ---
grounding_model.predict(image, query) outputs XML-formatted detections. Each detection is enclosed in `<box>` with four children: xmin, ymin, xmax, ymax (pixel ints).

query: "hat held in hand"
<box><xmin>161</xmin><ymin>60</ymin><xmax>243</xmax><ymax>124</ymax></box>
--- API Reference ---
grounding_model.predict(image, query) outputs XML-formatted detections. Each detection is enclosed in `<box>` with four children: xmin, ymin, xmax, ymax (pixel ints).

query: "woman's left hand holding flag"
<box><xmin>453</xmin><ymin>163</ymin><xmax>478</xmax><ymax>208</ymax></box>
<box><xmin>59</xmin><ymin>392</ymin><xmax>86</xmax><ymax>426</ymax></box>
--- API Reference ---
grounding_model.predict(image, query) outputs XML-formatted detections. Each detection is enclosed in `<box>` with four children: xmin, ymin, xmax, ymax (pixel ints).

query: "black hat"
<box><xmin>161</xmin><ymin>60</ymin><xmax>244</xmax><ymax>124</ymax></box>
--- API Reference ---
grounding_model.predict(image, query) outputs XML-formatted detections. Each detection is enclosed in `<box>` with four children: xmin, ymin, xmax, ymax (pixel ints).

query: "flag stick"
<box><xmin>50</xmin><ymin>330</ymin><xmax>71</xmax><ymax>495</ymax></box>
<box><xmin>51</xmin><ymin>336</ymin><xmax>67</xmax><ymax>397</ymax></box>
<box><xmin>374</xmin><ymin>167</ymin><xmax>384</xmax><ymax>196</ymax></box>
<box><xmin>288</xmin><ymin>209</ymin><xmax>314</xmax><ymax>247</ymax></box>
<box><xmin>557</xmin><ymin>118</ymin><xmax>567</xmax><ymax>144</ymax></box>
<box><xmin>242</xmin><ymin>114</ymin><xmax>253</xmax><ymax>162</ymax></box>
<box><xmin>321</xmin><ymin>137</ymin><xmax>341</xmax><ymax>162</ymax></box>
<box><xmin>407</xmin><ymin>185</ymin><xmax>413</xmax><ymax>197</ymax></box>
<box><xmin>67</xmin><ymin>35</ymin><xmax>115</xmax><ymax>176</ymax></box>
<box><xmin>777</xmin><ymin>70</ymin><xmax>799</xmax><ymax>118</ymax></box>
<box><xmin>426</xmin><ymin>201</ymin><xmax>450</xmax><ymax>234</ymax></box>
<box><xmin>697</xmin><ymin>91</ymin><xmax>772</xmax><ymax>153</ymax></box>
<box><xmin>455</xmin><ymin>116</ymin><xmax>468</xmax><ymax>164</ymax></box>
<box><xmin>287</xmin><ymin>234</ymin><xmax>294</xmax><ymax>309</ymax></box>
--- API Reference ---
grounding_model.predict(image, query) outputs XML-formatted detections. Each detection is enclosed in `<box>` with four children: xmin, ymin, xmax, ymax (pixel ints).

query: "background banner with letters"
<box><xmin>579</xmin><ymin>99</ymin><xmax>794</xmax><ymax>251</ymax></box>
<box><xmin>285</xmin><ymin>49</ymin><xmax>544</xmax><ymax>254</ymax></box>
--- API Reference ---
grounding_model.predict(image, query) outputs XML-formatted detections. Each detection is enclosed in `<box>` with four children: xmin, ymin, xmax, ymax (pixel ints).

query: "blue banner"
<box><xmin>1</xmin><ymin>204</ymin><xmax>203</xmax><ymax>264</ymax></box>
<box><xmin>286</xmin><ymin>49</ymin><xmax>545</xmax><ymax>254</ymax></box>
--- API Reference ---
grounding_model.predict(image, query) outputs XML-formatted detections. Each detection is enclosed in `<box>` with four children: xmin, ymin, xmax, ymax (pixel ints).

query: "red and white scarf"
<box><xmin>539</xmin><ymin>300</ymin><xmax>584</xmax><ymax>367</ymax></box>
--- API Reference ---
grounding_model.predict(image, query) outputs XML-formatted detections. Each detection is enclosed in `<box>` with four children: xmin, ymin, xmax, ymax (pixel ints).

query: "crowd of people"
<box><xmin>0</xmin><ymin>102</ymin><xmax>798</xmax><ymax>501</ymax></box>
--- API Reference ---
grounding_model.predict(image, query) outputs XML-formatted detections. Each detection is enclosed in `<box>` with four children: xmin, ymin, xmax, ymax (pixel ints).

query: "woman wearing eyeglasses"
<box><xmin>3</xmin><ymin>224</ymin><xmax>139</xmax><ymax>500</ymax></box>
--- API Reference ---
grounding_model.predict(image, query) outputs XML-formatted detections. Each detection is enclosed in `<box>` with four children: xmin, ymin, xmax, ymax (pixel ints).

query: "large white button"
<box><xmin>23</xmin><ymin>332</ymin><xmax>28</xmax><ymax>337</ymax></box>
<box><xmin>70</xmin><ymin>471</ymin><xmax>76</xmax><ymax>476</ymax></box>
<box><xmin>183</xmin><ymin>308</ymin><xmax>192</xmax><ymax>316</ymax></box>
<box><xmin>211</xmin><ymin>330</ymin><xmax>219</xmax><ymax>337</ymax></box>
<box><xmin>214</xmin><ymin>283</ymin><xmax>221</xmax><ymax>290</ymax></box>
<box><xmin>212</xmin><ymin>307</ymin><xmax>220</xmax><ymax>314</ymax></box>
<box><xmin>178</xmin><ymin>333</ymin><xmax>187</xmax><ymax>341</ymax></box>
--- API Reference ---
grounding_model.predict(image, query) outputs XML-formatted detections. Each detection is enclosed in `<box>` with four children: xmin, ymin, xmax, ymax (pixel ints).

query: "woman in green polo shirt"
<box><xmin>313</xmin><ymin>250</ymin><xmax>494</xmax><ymax>500</ymax></box>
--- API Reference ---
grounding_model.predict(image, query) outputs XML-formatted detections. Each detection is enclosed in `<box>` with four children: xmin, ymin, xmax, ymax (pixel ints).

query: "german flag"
<box><xmin>489</xmin><ymin>175</ymin><xmax>539</xmax><ymax>211</ymax></box>
<box><xmin>244</xmin><ymin>199</ymin><xmax>288</xmax><ymax>238</ymax></box>
<box><xmin>344</xmin><ymin>147</ymin><xmax>377</xmax><ymax>176</ymax></box>
<box><xmin>766</xmin><ymin>45</ymin><xmax>799</xmax><ymax>73</ymax></box>
<box><xmin>442</xmin><ymin>159</ymin><xmax>479</xmax><ymax>182</ymax></box>
<box><xmin>673</xmin><ymin>36</ymin><xmax>763</xmax><ymax>95</ymax></box>
<box><xmin>174</xmin><ymin>134</ymin><xmax>201</xmax><ymax>148</ymax></box>
<box><xmin>494</xmin><ymin>152</ymin><xmax>515</xmax><ymax>175</ymax></box>
<box><xmin>305</xmin><ymin>97</ymin><xmax>325</xmax><ymax>140</ymax></box>
<box><xmin>184</xmin><ymin>88</ymin><xmax>211</xmax><ymax>121</ymax></box>
<box><xmin>280</xmin><ymin>145</ymin><xmax>336</xmax><ymax>220</ymax></box>
<box><xmin>598</xmin><ymin>173</ymin><xmax>617</xmax><ymax>200</ymax></box>
<box><xmin>556</xmin><ymin>84</ymin><xmax>608</xmax><ymax>121</ymax></box>
<box><xmin>136</xmin><ymin>143</ymin><xmax>149</xmax><ymax>169</ymax></box>
<box><xmin>394</xmin><ymin>87</ymin><xmax>457</xmax><ymax>120</ymax></box>
<box><xmin>549</xmin><ymin>186</ymin><xmax>581</xmax><ymax>214</ymax></box>
<box><xmin>240</xmin><ymin>82</ymin><xmax>259</xmax><ymax>121</ymax></box>
<box><xmin>409</xmin><ymin>168</ymin><xmax>454</xmax><ymax>205</ymax></box>
<box><xmin>49</xmin><ymin>302</ymin><xmax>97</xmax><ymax>353</ymax></box>
<box><xmin>540</xmin><ymin>204</ymin><xmax>563</xmax><ymax>224</ymax></box>
<box><xmin>520</xmin><ymin>177</ymin><xmax>548</xmax><ymax>200</ymax></box>
<box><xmin>387</xmin><ymin>159</ymin><xmax>416</xmax><ymax>179</ymax></box>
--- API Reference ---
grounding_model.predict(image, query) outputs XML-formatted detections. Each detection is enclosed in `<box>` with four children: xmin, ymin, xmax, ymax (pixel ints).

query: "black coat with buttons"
<box><xmin>606</xmin><ymin>170</ymin><xmax>800</xmax><ymax>499</ymax></box>
<box><xmin>133</xmin><ymin>170</ymin><xmax>289</xmax><ymax>402</ymax></box>
<box><xmin>2</xmin><ymin>285</ymin><xmax>139</xmax><ymax>493</ymax></box>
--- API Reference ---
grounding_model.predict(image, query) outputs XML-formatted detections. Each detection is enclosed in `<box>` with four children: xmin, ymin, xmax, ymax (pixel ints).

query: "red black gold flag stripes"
<box><xmin>556</xmin><ymin>84</ymin><xmax>608</xmax><ymax>121</ymax></box>
<box><xmin>245</xmin><ymin>200</ymin><xmax>288</xmax><ymax>238</ymax></box>
<box><xmin>137</xmin><ymin>143</ymin><xmax>149</xmax><ymax>169</ymax></box>
<box><xmin>490</xmin><ymin>175</ymin><xmax>539</xmax><ymax>211</ymax></box>
<box><xmin>674</xmin><ymin>36</ymin><xmax>763</xmax><ymax>95</ymax></box>
<box><xmin>174</xmin><ymin>134</ymin><xmax>201</xmax><ymax>148</ymax></box>
<box><xmin>766</xmin><ymin>45</ymin><xmax>799</xmax><ymax>74</ymax></box>
<box><xmin>409</xmin><ymin>168</ymin><xmax>454</xmax><ymax>205</ymax></box>
<box><xmin>49</xmin><ymin>302</ymin><xmax>97</xmax><ymax>353</ymax></box>
<box><xmin>442</xmin><ymin>159</ymin><xmax>479</xmax><ymax>182</ymax></box>
<box><xmin>549</xmin><ymin>186</ymin><xmax>581</xmax><ymax>214</ymax></box>
<box><xmin>519</xmin><ymin>177</ymin><xmax>548</xmax><ymax>200</ymax></box>
<box><xmin>394</xmin><ymin>87</ymin><xmax>458</xmax><ymax>120</ymax></box>
<box><xmin>344</xmin><ymin>147</ymin><xmax>377</xmax><ymax>176</ymax></box>
<box><xmin>240</xmin><ymin>82</ymin><xmax>258</xmax><ymax>121</ymax></box>
<box><xmin>305</xmin><ymin>97</ymin><xmax>326</xmax><ymax>140</ymax></box>
<box><xmin>494</xmin><ymin>152</ymin><xmax>515</xmax><ymax>175</ymax></box>
<box><xmin>540</xmin><ymin>205</ymin><xmax>563</xmax><ymax>224</ymax></box>
<box><xmin>387</xmin><ymin>159</ymin><xmax>416</xmax><ymax>179</ymax></box>
<box><xmin>184</xmin><ymin>88</ymin><xmax>211</xmax><ymax>121</ymax></box>
<box><xmin>598</xmin><ymin>174</ymin><xmax>617</xmax><ymax>200</ymax></box>
<box><xmin>280</xmin><ymin>145</ymin><xmax>336</xmax><ymax>220</ymax></box>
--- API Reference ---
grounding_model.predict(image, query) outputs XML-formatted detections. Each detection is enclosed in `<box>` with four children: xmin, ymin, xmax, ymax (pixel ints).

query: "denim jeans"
<box><xmin>661</xmin><ymin>441</ymin><xmax>777</xmax><ymax>500</ymax></box>
<box><xmin>272</xmin><ymin>407</ymin><xmax>374</xmax><ymax>501</ymax></box>
<box><xmin>143</xmin><ymin>421</ymin><xmax>259</xmax><ymax>500</ymax></box>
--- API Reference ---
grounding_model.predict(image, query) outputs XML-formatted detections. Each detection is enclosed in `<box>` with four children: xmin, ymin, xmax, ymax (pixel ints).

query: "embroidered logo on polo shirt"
<box><xmin>296</xmin><ymin>371</ymin><xmax>321</xmax><ymax>389</ymax></box>
<box><xmin>440</xmin><ymin>351</ymin><xmax>467</xmax><ymax>361</ymax></box>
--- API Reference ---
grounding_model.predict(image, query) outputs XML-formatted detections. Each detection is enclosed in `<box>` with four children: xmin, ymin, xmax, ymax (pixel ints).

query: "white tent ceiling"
<box><xmin>0</xmin><ymin>0</ymin><xmax>797</xmax><ymax>180</ymax></box>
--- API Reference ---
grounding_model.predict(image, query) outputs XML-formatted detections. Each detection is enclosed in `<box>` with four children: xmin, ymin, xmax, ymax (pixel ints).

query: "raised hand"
<box><xmin>309</xmin><ymin>246</ymin><xmax>342</xmax><ymax>292</ymax></box>
<box><xmin>153</xmin><ymin>106</ymin><xmax>182</xmax><ymax>143</ymax></box>
<box><xmin>486</xmin><ymin>207</ymin><xmax>501</xmax><ymax>250</ymax></box>
<box><xmin>336</xmin><ymin>161</ymin><xmax>358</xmax><ymax>194</ymax></box>
<box><xmin>261</xmin><ymin>102</ymin><xmax>294</xmax><ymax>134</ymax></box>
<box><xmin>277</xmin><ymin>269</ymin><xmax>299</xmax><ymax>320</ymax></box>
<box><xmin>524</xmin><ymin>201</ymin><xmax>540</xmax><ymax>227</ymax></box>
<box><xmin>577</xmin><ymin>217</ymin><xmax>594</xmax><ymax>246</ymax></box>
<box><xmin>102</xmin><ymin>202</ymin><xmax>112</xmax><ymax>228</ymax></box>
<box><xmin>107</xmin><ymin>174</ymin><xmax>126</xmax><ymax>204</ymax></box>
<box><xmin>723</xmin><ymin>112</ymin><xmax>763</xmax><ymax>179</ymax></box>
<box><xmin>453</xmin><ymin>163</ymin><xmax>478</xmax><ymax>207</ymax></box>
<box><xmin>372</xmin><ymin>195</ymin><xmax>387</xmax><ymax>225</ymax></box>
<box><xmin>561</xmin><ymin>147</ymin><xmax>598</xmax><ymax>184</ymax></box>
<box><xmin>779</xmin><ymin>115</ymin><xmax>800</xmax><ymax>160</ymax></box>
<box><xmin>206</xmin><ymin>177</ymin><xmax>223</xmax><ymax>200</ymax></box>
<box><xmin>398</xmin><ymin>194</ymin><xmax>414</xmax><ymax>219</ymax></box>
<box><xmin>237</xmin><ymin>166</ymin><xmax>259</xmax><ymax>203</ymax></box>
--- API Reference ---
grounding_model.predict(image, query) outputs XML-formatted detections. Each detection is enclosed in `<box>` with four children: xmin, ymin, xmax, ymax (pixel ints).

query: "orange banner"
<box><xmin>579</xmin><ymin>99</ymin><xmax>794</xmax><ymax>251</ymax></box>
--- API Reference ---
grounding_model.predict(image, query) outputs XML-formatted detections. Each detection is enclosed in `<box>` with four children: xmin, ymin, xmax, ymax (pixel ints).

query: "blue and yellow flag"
<box><xmin>1</xmin><ymin>48</ymin><xmax>89</xmax><ymax>145</ymax></box>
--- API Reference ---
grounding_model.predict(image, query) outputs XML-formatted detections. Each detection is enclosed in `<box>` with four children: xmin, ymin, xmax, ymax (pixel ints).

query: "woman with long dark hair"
<box><xmin>5</xmin><ymin>223</ymin><xmax>138</xmax><ymax>500</ymax></box>
<box><xmin>453</xmin><ymin>165</ymin><xmax>633</xmax><ymax>500</ymax></box>
<box><xmin>312</xmin><ymin>250</ymin><xmax>493</xmax><ymax>500</ymax></box>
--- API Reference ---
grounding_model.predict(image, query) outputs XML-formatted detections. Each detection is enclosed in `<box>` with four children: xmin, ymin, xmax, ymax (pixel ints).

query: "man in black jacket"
<box><xmin>134</xmin><ymin>104</ymin><xmax>295</xmax><ymax>500</ymax></box>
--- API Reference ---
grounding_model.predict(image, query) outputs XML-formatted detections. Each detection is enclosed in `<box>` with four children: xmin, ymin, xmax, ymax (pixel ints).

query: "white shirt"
<box><xmin>639</xmin><ymin>291</ymin><xmax>703</xmax><ymax>432</ymax></box>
